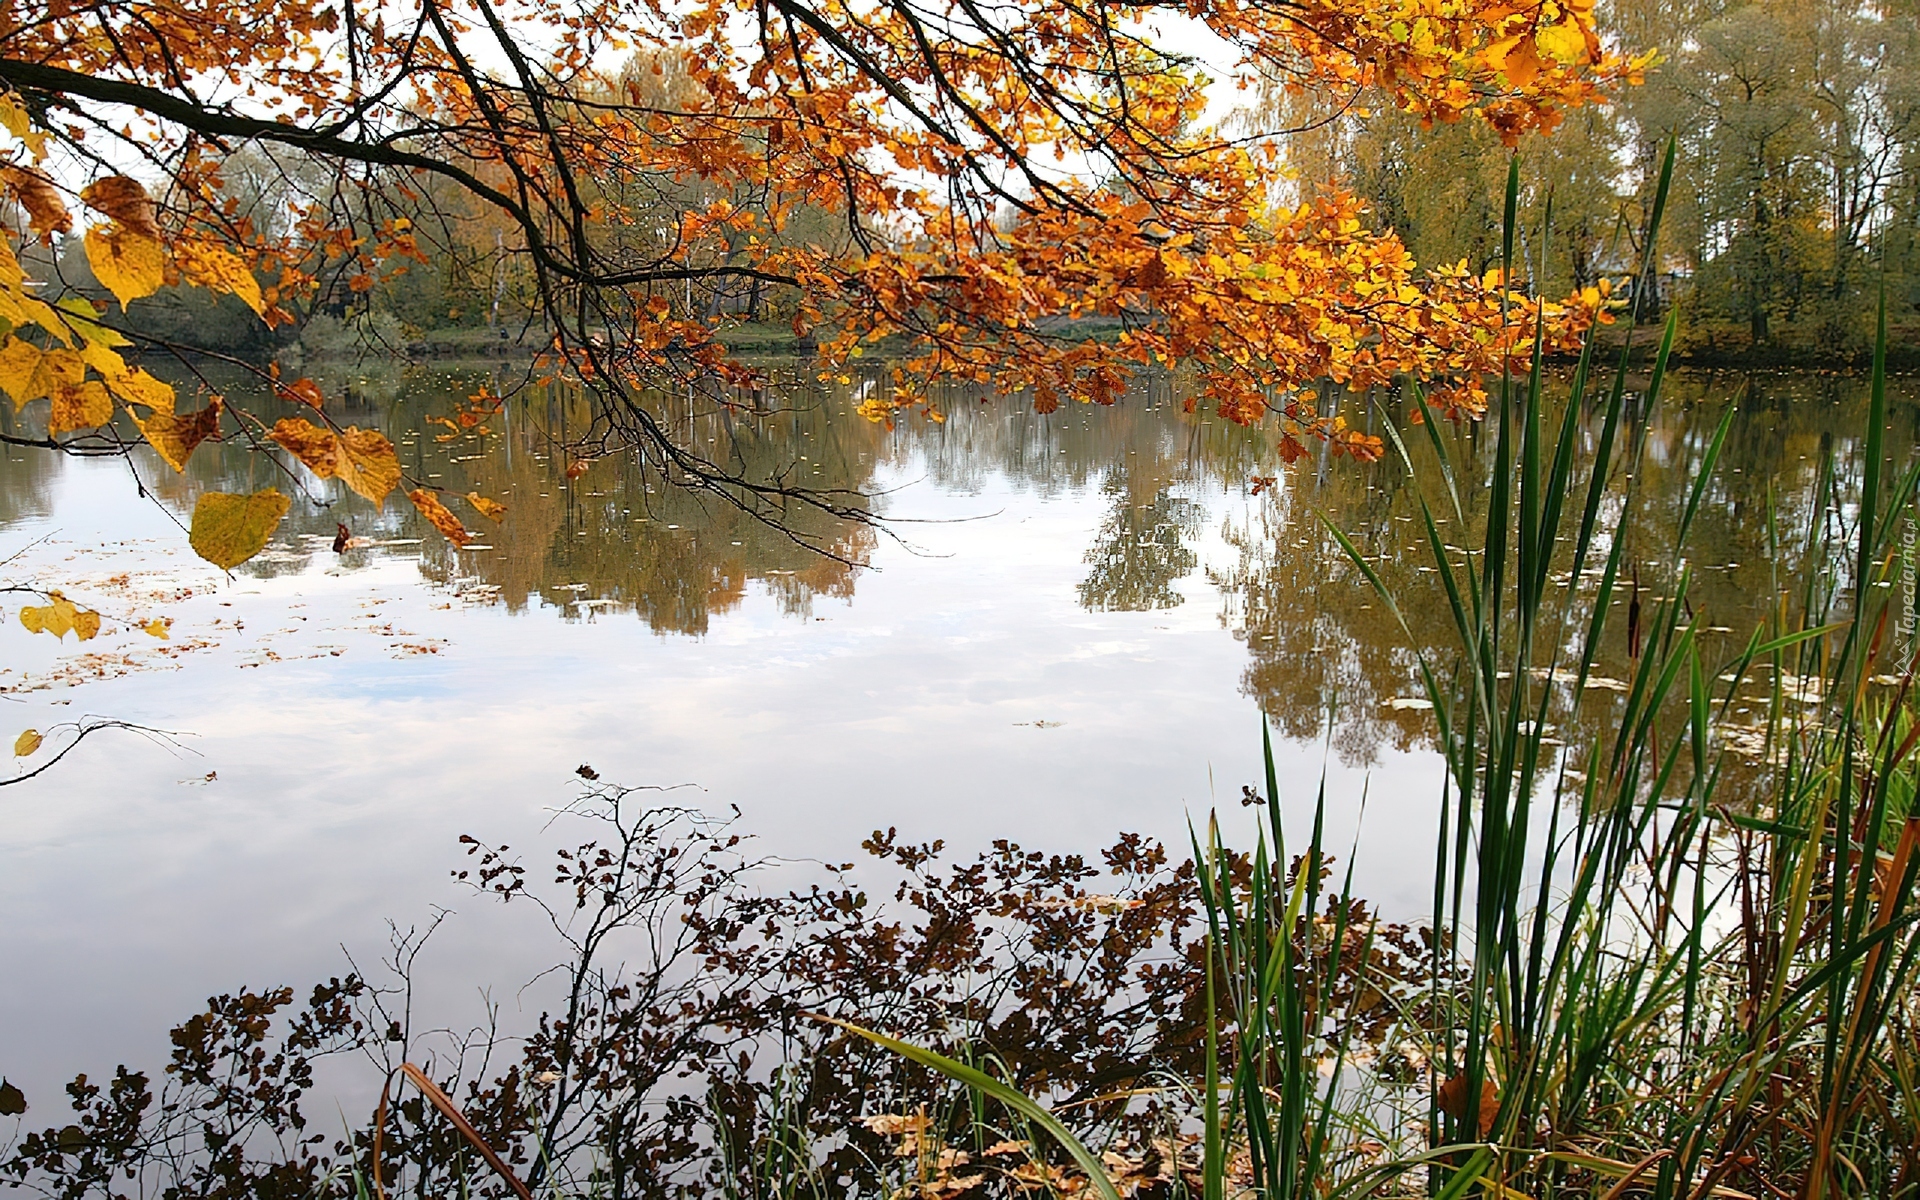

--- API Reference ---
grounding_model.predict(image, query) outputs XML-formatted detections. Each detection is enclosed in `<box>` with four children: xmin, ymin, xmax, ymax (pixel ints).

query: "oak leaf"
<box><xmin>79</xmin><ymin>176</ymin><xmax>162</xmax><ymax>240</ymax></box>
<box><xmin>84</xmin><ymin>225</ymin><xmax>166</xmax><ymax>310</ymax></box>
<box><xmin>135</xmin><ymin>398</ymin><xmax>222</xmax><ymax>471</ymax></box>
<box><xmin>189</xmin><ymin>488</ymin><xmax>290</xmax><ymax>570</ymax></box>
<box><xmin>2</xmin><ymin>166</ymin><xmax>70</xmax><ymax>240</ymax></box>
<box><xmin>465</xmin><ymin>492</ymin><xmax>508</xmax><ymax>521</ymax></box>
<box><xmin>408</xmin><ymin>488</ymin><xmax>472</xmax><ymax>546</ymax></box>
<box><xmin>48</xmin><ymin>381</ymin><xmax>112</xmax><ymax>434</ymax></box>
<box><xmin>14</xmin><ymin>729</ymin><xmax>41</xmax><ymax>757</ymax></box>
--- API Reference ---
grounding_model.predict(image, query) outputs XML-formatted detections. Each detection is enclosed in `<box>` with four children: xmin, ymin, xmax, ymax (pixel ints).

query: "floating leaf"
<box><xmin>84</xmin><ymin>225</ymin><xmax>165</xmax><ymax>310</ymax></box>
<box><xmin>0</xmin><ymin>1078</ymin><xmax>25</xmax><ymax>1113</ymax></box>
<box><xmin>135</xmin><ymin>398</ymin><xmax>221</xmax><ymax>471</ymax></box>
<box><xmin>466</xmin><ymin>492</ymin><xmax>508</xmax><ymax>521</ymax></box>
<box><xmin>143</xmin><ymin>617</ymin><xmax>172</xmax><ymax>639</ymax></box>
<box><xmin>14</xmin><ymin>729</ymin><xmax>42</xmax><ymax>757</ymax></box>
<box><xmin>189</xmin><ymin>488</ymin><xmax>290</xmax><ymax>570</ymax></box>
<box><xmin>80</xmin><ymin>176</ymin><xmax>161</xmax><ymax>240</ymax></box>
<box><xmin>2</xmin><ymin>166</ymin><xmax>70</xmax><ymax>240</ymax></box>
<box><xmin>409</xmin><ymin>488</ymin><xmax>472</xmax><ymax>547</ymax></box>
<box><xmin>48</xmin><ymin>380</ymin><xmax>112</xmax><ymax>434</ymax></box>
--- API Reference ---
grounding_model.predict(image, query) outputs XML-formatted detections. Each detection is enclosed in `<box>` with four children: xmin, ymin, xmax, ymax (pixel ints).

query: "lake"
<box><xmin>0</xmin><ymin>356</ymin><xmax>1912</xmax><ymax>1105</ymax></box>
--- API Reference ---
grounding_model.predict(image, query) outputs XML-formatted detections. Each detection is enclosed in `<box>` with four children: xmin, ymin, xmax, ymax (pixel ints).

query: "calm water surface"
<box><xmin>0</xmin><ymin>359</ymin><xmax>1912</xmax><ymax>1101</ymax></box>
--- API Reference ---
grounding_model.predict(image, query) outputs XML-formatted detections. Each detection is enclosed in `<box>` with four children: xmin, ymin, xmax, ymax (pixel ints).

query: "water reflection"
<box><xmin>3</xmin><ymin>358</ymin><xmax>1912</xmax><ymax>757</ymax></box>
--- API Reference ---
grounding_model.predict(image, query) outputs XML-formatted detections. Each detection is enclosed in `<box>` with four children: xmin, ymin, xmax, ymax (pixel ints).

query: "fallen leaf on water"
<box><xmin>14</xmin><ymin>728</ymin><xmax>42</xmax><ymax>756</ymax></box>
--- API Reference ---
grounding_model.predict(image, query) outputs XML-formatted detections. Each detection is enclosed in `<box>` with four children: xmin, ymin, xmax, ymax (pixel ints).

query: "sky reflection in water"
<box><xmin>0</xmin><ymin>359</ymin><xmax>1911</xmax><ymax>1101</ymax></box>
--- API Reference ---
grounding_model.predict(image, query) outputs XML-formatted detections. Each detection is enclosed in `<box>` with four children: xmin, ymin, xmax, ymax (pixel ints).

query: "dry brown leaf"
<box><xmin>79</xmin><ymin>176</ymin><xmax>161</xmax><ymax>240</ymax></box>
<box><xmin>409</xmin><ymin>488</ymin><xmax>472</xmax><ymax>546</ymax></box>
<box><xmin>135</xmin><ymin>398</ymin><xmax>222</xmax><ymax>471</ymax></box>
<box><xmin>3</xmin><ymin>166</ymin><xmax>70</xmax><ymax>240</ymax></box>
<box><xmin>269</xmin><ymin>416</ymin><xmax>342</xmax><ymax>475</ymax></box>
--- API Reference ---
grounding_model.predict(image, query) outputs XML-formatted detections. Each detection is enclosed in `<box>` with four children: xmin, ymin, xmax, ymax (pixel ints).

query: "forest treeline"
<box><xmin>1273</xmin><ymin>0</ymin><xmax>1919</xmax><ymax>360</ymax></box>
<box><xmin>35</xmin><ymin>0</ymin><xmax>1920</xmax><ymax>366</ymax></box>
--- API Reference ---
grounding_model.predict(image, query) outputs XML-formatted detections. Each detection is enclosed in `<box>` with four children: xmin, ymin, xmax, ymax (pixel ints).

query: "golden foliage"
<box><xmin>408</xmin><ymin>489</ymin><xmax>472</xmax><ymax>547</ymax></box>
<box><xmin>188</xmin><ymin>488</ymin><xmax>291</xmax><ymax>570</ymax></box>
<box><xmin>19</xmin><ymin>592</ymin><xmax>102</xmax><ymax>641</ymax></box>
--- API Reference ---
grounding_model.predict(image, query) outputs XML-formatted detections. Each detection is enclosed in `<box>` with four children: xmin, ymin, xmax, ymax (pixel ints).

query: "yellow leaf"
<box><xmin>189</xmin><ymin>488</ymin><xmax>290</xmax><ymax>570</ymax></box>
<box><xmin>336</xmin><ymin>427</ymin><xmax>400</xmax><ymax>505</ymax></box>
<box><xmin>143</xmin><ymin>617</ymin><xmax>172</xmax><ymax>639</ymax></box>
<box><xmin>14</xmin><ymin>729</ymin><xmax>41</xmax><ymax>757</ymax></box>
<box><xmin>84</xmin><ymin>225</ymin><xmax>165</xmax><ymax>310</ymax></box>
<box><xmin>1535</xmin><ymin>17</ymin><xmax>1587</xmax><ymax>64</ymax></box>
<box><xmin>0</xmin><ymin>341</ymin><xmax>85</xmax><ymax>409</ymax></box>
<box><xmin>49</xmin><ymin>380</ymin><xmax>112</xmax><ymax>435</ymax></box>
<box><xmin>466</xmin><ymin>492</ymin><xmax>508</xmax><ymax>521</ymax></box>
<box><xmin>0</xmin><ymin>94</ymin><xmax>48</xmax><ymax>159</ymax></box>
<box><xmin>18</xmin><ymin>591</ymin><xmax>99</xmax><ymax>640</ymax></box>
<box><xmin>134</xmin><ymin>398</ymin><xmax>221</xmax><ymax>471</ymax></box>
<box><xmin>408</xmin><ymin>488</ymin><xmax>472</xmax><ymax>546</ymax></box>
<box><xmin>103</xmin><ymin>367</ymin><xmax>175</xmax><ymax>414</ymax></box>
<box><xmin>175</xmin><ymin>242</ymin><xmax>264</xmax><ymax>317</ymax></box>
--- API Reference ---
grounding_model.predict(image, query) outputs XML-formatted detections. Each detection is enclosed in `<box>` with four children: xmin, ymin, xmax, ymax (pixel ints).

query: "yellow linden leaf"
<box><xmin>175</xmin><ymin>242</ymin><xmax>264</xmax><ymax>317</ymax></box>
<box><xmin>335</xmin><ymin>427</ymin><xmax>400</xmax><ymax>505</ymax></box>
<box><xmin>134</xmin><ymin>398</ymin><xmax>221</xmax><ymax>471</ymax></box>
<box><xmin>14</xmin><ymin>729</ymin><xmax>41</xmax><ymax>757</ymax></box>
<box><xmin>0</xmin><ymin>341</ymin><xmax>85</xmax><ymax>409</ymax></box>
<box><xmin>189</xmin><ymin>488</ymin><xmax>290</xmax><ymax>570</ymax></box>
<box><xmin>143</xmin><ymin>617</ymin><xmax>172</xmax><ymax>639</ymax></box>
<box><xmin>18</xmin><ymin>591</ymin><xmax>97</xmax><ymax>640</ymax></box>
<box><xmin>1535</xmin><ymin>17</ymin><xmax>1587</xmax><ymax>64</ymax></box>
<box><xmin>49</xmin><ymin>380</ymin><xmax>113</xmax><ymax>435</ymax></box>
<box><xmin>84</xmin><ymin>225</ymin><xmax>166</xmax><ymax>310</ymax></box>
<box><xmin>0</xmin><ymin>337</ymin><xmax>50</xmax><ymax>408</ymax></box>
<box><xmin>408</xmin><ymin>488</ymin><xmax>472</xmax><ymax>547</ymax></box>
<box><xmin>103</xmin><ymin>367</ymin><xmax>175</xmax><ymax>414</ymax></box>
<box><xmin>466</xmin><ymin>492</ymin><xmax>508</xmax><ymax>521</ymax></box>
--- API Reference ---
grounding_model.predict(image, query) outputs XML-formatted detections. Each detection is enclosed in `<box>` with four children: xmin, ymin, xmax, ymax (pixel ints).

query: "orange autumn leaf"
<box><xmin>135</xmin><ymin>398</ymin><xmax>222</xmax><ymax>471</ymax></box>
<box><xmin>79</xmin><ymin>176</ymin><xmax>161</xmax><ymax>240</ymax></box>
<box><xmin>466</xmin><ymin>492</ymin><xmax>508</xmax><ymax>521</ymax></box>
<box><xmin>48</xmin><ymin>380</ymin><xmax>112</xmax><ymax>435</ymax></box>
<box><xmin>269</xmin><ymin>416</ymin><xmax>342</xmax><ymax>475</ymax></box>
<box><xmin>280</xmin><ymin>377</ymin><xmax>326</xmax><ymax>409</ymax></box>
<box><xmin>2</xmin><ymin>166</ymin><xmax>70</xmax><ymax>240</ymax></box>
<box><xmin>409</xmin><ymin>488</ymin><xmax>472</xmax><ymax>546</ymax></box>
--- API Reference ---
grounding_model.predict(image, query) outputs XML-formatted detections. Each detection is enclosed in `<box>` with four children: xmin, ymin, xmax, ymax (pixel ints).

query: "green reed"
<box><xmin>856</xmin><ymin>142</ymin><xmax>1920</xmax><ymax>1197</ymax></box>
